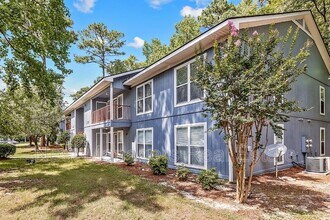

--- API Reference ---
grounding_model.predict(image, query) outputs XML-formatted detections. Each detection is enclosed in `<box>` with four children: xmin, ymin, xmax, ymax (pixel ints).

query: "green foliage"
<box><xmin>197</xmin><ymin>168</ymin><xmax>219</xmax><ymax>190</ymax></box>
<box><xmin>175</xmin><ymin>165</ymin><xmax>191</xmax><ymax>181</ymax></box>
<box><xmin>143</xmin><ymin>39</ymin><xmax>169</xmax><ymax>65</ymax></box>
<box><xmin>149</xmin><ymin>155</ymin><xmax>168</xmax><ymax>175</ymax></box>
<box><xmin>70</xmin><ymin>86</ymin><xmax>91</xmax><ymax>101</ymax></box>
<box><xmin>71</xmin><ymin>134</ymin><xmax>86</xmax><ymax>149</ymax></box>
<box><xmin>169</xmin><ymin>16</ymin><xmax>201</xmax><ymax>51</ymax></box>
<box><xmin>198</xmin><ymin>0</ymin><xmax>329</xmax><ymax>53</ymax></box>
<box><xmin>108</xmin><ymin>55</ymin><xmax>145</xmax><ymax>75</ymax></box>
<box><xmin>0</xmin><ymin>143</ymin><xmax>16</xmax><ymax>158</ymax></box>
<box><xmin>71</xmin><ymin>133</ymin><xmax>87</xmax><ymax>156</ymax></box>
<box><xmin>57</xmin><ymin>131</ymin><xmax>70</xmax><ymax>146</ymax></box>
<box><xmin>0</xmin><ymin>0</ymin><xmax>76</xmax><ymax>101</ymax></box>
<box><xmin>75</xmin><ymin>22</ymin><xmax>125</xmax><ymax>77</ymax></box>
<box><xmin>124</xmin><ymin>153</ymin><xmax>134</xmax><ymax>166</ymax></box>
<box><xmin>195</xmin><ymin>23</ymin><xmax>310</xmax><ymax>202</ymax></box>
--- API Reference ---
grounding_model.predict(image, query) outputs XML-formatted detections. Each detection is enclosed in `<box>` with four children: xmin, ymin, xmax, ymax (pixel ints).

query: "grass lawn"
<box><xmin>1</xmin><ymin>146</ymin><xmax>329</xmax><ymax>220</ymax></box>
<box><xmin>13</xmin><ymin>143</ymin><xmax>70</xmax><ymax>159</ymax></box>
<box><xmin>0</xmin><ymin>149</ymin><xmax>238</xmax><ymax>220</ymax></box>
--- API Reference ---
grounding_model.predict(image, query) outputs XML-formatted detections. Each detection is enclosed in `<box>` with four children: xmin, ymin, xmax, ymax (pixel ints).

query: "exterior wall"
<box><xmin>69</xmin><ymin>20</ymin><xmax>329</xmax><ymax>178</ymax></box>
<box><xmin>75</xmin><ymin>108</ymin><xmax>84</xmax><ymax>133</ymax></box>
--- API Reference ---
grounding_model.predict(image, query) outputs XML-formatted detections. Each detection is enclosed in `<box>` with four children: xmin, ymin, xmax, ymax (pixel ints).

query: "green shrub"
<box><xmin>176</xmin><ymin>165</ymin><xmax>191</xmax><ymax>181</ymax></box>
<box><xmin>124</xmin><ymin>153</ymin><xmax>134</xmax><ymax>166</ymax></box>
<box><xmin>149</xmin><ymin>155</ymin><xmax>168</xmax><ymax>175</ymax></box>
<box><xmin>71</xmin><ymin>133</ymin><xmax>87</xmax><ymax>156</ymax></box>
<box><xmin>0</xmin><ymin>143</ymin><xmax>16</xmax><ymax>158</ymax></box>
<box><xmin>197</xmin><ymin>168</ymin><xmax>219</xmax><ymax>190</ymax></box>
<box><xmin>57</xmin><ymin>131</ymin><xmax>70</xmax><ymax>149</ymax></box>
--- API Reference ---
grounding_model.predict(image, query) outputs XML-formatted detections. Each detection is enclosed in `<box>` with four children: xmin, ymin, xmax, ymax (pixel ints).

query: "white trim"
<box><xmin>292</xmin><ymin>19</ymin><xmax>314</xmax><ymax>40</ymax></box>
<box><xmin>96</xmin><ymin>101</ymin><xmax>107</xmax><ymax>110</ymax></box>
<box><xmin>320</xmin><ymin>127</ymin><xmax>325</xmax><ymax>156</ymax></box>
<box><xmin>116</xmin><ymin>130</ymin><xmax>124</xmax><ymax>158</ymax></box>
<box><xmin>136</xmin><ymin>79</ymin><xmax>153</xmax><ymax>116</ymax></box>
<box><xmin>174</xmin><ymin>122</ymin><xmax>207</xmax><ymax>170</ymax></box>
<box><xmin>124</xmin><ymin>11</ymin><xmax>330</xmax><ymax>87</ymax></box>
<box><xmin>136</xmin><ymin>127</ymin><xmax>153</xmax><ymax>159</ymax></box>
<box><xmin>174</xmin><ymin>59</ymin><xmax>204</xmax><ymax>107</ymax></box>
<box><xmin>319</xmin><ymin>86</ymin><xmax>325</xmax><ymax>116</ymax></box>
<box><xmin>274</xmin><ymin>124</ymin><xmax>285</xmax><ymax>165</ymax></box>
<box><xmin>114</xmin><ymin>94</ymin><xmax>124</xmax><ymax>119</ymax></box>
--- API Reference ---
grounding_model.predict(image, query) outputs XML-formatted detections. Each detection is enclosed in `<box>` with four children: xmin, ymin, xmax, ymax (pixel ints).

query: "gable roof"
<box><xmin>124</xmin><ymin>11</ymin><xmax>330</xmax><ymax>87</ymax></box>
<box><xmin>63</xmin><ymin>68</ymin><xmax>144</xmax><ymax>115</ymax></box>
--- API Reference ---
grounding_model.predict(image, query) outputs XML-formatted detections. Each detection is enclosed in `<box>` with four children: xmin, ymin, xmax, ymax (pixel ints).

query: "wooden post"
<box><xmin>100</xmin><ymin>128</ymin><xmax>103</xmax><ymax>160</ymax></box>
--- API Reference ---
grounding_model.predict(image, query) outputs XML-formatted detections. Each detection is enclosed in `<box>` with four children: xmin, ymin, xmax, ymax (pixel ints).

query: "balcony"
<box><xmin>92</xmin><ymin>105</ymin><xmax>130</xmax><ymax>124</ymax></box>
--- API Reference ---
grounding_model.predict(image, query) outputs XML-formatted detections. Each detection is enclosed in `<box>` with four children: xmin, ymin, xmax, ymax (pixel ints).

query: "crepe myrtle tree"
<box><xmin>195</xmin><ymin>22</ymin><xmax>310</xmax><ymax>203</ymax></box>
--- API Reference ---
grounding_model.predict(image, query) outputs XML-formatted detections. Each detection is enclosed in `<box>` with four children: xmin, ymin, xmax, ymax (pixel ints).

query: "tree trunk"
<box><xmin>29</xmin><ymin>136</ymin><xmax>33</xmax><ymax>147</ymax></box>
<box><xmin>76</xmin><ymin>148</ymin><xmax>79</xmax><ymax>157</ymax></box>
<box><xmin>34</xmin><ymin>137</ymin><xmax>39</xmax><ymax>151</ymax></box>
<box><xmin>40</xmin><ymin>135</ymin><xmax>46</xmax><ymax>147</ymax></box>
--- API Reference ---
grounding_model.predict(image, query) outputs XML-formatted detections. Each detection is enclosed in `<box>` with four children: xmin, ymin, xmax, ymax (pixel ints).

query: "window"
<box><xmin>175</xmin><ymin>123</ymin><xmax>207</xmax><ymax>168</ymax></box>
<box><xmin>274</xmin><ymin>124</ymin><xmax>284</xmax><ymax>165</ymax></box>
<box><xmin>136</xmin><ymin>80</ymin><xmax>153</xmax><ymax>115</ymax></box>
<box><xmin>137</xmin><ymin>128</ymin><xmax>153</xmax><ymax>159</ymax></box>
<box><xmin>320</xmin><ymin>127</ymin><xmax>325</xmax><ymax>156</ymax></box>
<box><xmin>320</xmin><ymin>86</ymin><xmax>325</xmax><ymax>115</ymax></box>
<box><xmin>175</xmin><ymin>61</ymin><xmax>204</xmax><ymax>106</ymax></box>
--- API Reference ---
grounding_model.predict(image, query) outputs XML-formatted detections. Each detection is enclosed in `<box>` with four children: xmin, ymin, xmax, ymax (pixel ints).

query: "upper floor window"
<box><xmin>274</xmin><ymin>124</ymin><xmax>284</xmax><ymax>165</ymax></box>
<box><xmin>136</xmin><ymin>80</ymin><xmax>153</xmax><ymax>115</ymax></box>
<box><xmin>174</xmin><ymin>61</ymin><xmax>204</xmax><ymax>106</ymax></box>
<box><xmin>320</xmin><ymin>86</ymin><xmax>325</xmax><ymax>115</ymax></box>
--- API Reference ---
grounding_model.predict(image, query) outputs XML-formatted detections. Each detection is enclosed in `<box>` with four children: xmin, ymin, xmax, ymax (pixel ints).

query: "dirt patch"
<box><xmin>113</xmin><ymin>162</ymin><xmax>330</xmax><ymax>216</ymax></box>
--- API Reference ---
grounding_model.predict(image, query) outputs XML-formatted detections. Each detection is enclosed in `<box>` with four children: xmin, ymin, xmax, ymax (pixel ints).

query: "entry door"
<box><xmin>113</xmin><ymin>131</ymin><xmax>123</xmax><ymax>158</ymax></box>
<box><xmin>96</xmin><ymin>133</ymin><xmax>107</xmax><ymax>157</ymax></box>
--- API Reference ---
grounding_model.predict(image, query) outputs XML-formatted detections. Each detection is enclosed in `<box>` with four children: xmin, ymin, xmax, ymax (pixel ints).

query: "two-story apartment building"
<box><xmin>63</xmin><ymin>11</ymin><xmax>329</xmax><ymax>179</ymax></box>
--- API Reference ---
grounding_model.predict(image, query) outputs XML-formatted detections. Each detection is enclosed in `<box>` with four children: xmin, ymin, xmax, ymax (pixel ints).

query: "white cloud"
<box><xmin>74</xmin><ymin>0</ymin><xmax>97</xmax><ymax>13</ymax></box>
<box><xmin>180</xmin><ymin>6</ymin><xmax>204</xmax><ymax>18</ymax></box>
<box><xmin>127</xmin><ymin>37</ymin><xmax>145</xmax><ymax>49</ymax></box>
<box><xmin>148</xmin><ymin>0</ymin><xmax>172</xmax><ymax>9</ymax></box>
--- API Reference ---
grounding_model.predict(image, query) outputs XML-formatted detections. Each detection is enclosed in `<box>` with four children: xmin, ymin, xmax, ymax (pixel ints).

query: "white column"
<box><xmin>100</xmin><ymin>128</ymin><xmax>103</xmax><ymax>159</ymax></box>
<box><xmin>228</xmin><ymin>151</ymin><xmax>234</xmax><ymax>183</ymax></box>
<box><xmin>110</xmin><ymin>127</ymin><xmax>114</xmax><ymax>162</ymax></box>
<box><xmin>109</xmin><ymin>83</ymin><xmax>114</xmax><ymax>120</ymax></box>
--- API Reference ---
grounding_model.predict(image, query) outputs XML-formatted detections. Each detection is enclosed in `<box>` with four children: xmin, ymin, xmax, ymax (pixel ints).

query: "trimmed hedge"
<box><xmin>0</xmin><ymin>143</ymin><xmax>16</xmax><ymax>158</ymax></box>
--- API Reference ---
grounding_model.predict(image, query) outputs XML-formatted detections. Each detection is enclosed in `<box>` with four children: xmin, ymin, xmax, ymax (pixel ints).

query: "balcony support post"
<box><xmin>109</xmin><ymin>83</ymin><xmax>114</xmax><ymax>120</ymax></box>
<box><xmin>100</xmin><ymin>128</ymin><xmax>103</xmax><ymax>159</ymax></box>
<box><xmin>110</xmin><ymin>127</ymin><xmax>114</xmax><ymax>163</ymax></box>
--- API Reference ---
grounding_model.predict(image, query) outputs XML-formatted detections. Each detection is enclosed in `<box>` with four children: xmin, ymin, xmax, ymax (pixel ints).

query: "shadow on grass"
<box><xmin>0</xmin><ymin>158</ymin><xmax>170</xmax><ymax>219</ymax></box>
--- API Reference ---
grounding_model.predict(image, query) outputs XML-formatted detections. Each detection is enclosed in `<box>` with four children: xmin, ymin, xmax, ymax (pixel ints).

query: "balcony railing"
<box><xmin>92</xmin><ymin>105</ymin><xmax>130</xmax><ymax>124</ymax></box>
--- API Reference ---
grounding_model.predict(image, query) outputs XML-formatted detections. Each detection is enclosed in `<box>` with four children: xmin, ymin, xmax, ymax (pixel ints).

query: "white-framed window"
<box><xmin>136</xmin><ymin>80</ymin><xmax>153</xmax><ymax>115</ymax></box>
<box><xmin>274</xmin><ymin>124</ymin><xmax>284</xmax><ymax>165</ymax></box>
<box><xmin>136</xmin><ymin>128</ymin><xmax>153</xmax><ymax>159</ymax></box>
<box><xmin>114</xmin><ymin>94</ymin><xmax>123</xmax><ymax>119</ymax></box>
<box><xmin>96</xmin><ymin>101</ymin><xmax>107</xmax><ymax>110</ymax></box>
<box><xmin>320</xmin><ymin>86</ymin><xmax>325</xmax><ymax>115</ymax></box>
<box><xmin>174</xmin><ymin>60</ymin><xmax>204</xmax><ymax>107</ymax></box>
<box><xmin>320</xmin><ymin>127</ymin><xmax>325</xmax><ymax>156</ymax></box>
<box><xmin>175</xmin><ymin>123</ymin><xmax>207</xmax><ymax>169</ymax></box>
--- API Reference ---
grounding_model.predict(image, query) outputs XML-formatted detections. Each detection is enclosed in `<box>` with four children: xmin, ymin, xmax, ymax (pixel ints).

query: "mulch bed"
<box><xmin>114</xmin><ymin>162</ymin><xmax>330</xmax><ymax>214</ymax></box>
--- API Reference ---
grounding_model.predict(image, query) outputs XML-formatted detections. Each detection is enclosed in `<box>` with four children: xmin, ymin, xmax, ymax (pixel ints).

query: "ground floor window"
<box><xmin>175</xmin><ymin>123</ymin><xmax>207</xmax><ymax>168</ymax></box>
<box><xmin>274</xmin><ymin>124</ymin><xmax>284</xmax><ymax>165</ymax></box>
<box><xmin>320</xmin><ymin>127</ymin><xmax>325</xmax><ymax>156</ymax></box>
<box><xmin>137</xmin><ymin>128</ymin><xmax>153</xmax><ymax>159</ymax></box>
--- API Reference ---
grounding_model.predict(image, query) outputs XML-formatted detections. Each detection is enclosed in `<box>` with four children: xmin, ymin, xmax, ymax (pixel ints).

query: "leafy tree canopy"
<box><xmin>108</xmin><ymin>55</ymin><xmax>145</xmax><ymax>75</ymax></box>
<box><xmin>195</xmin><ymin>23</ymin><xmax>310</xmax><ymax>203</ymax></box>
<box><xmin>0</xmin><ymin>0</ymin><xmax>76</xmax><ymax>101</ymax></box>
<box><xmin>70</xmin><ymin>86</ymin><xmax>91</xmax><ymax>101</ymax></box>
<box><xmin>142</xmin><ymin>38</ymin><xmax>169</xmax><ymax>65</ymax></box>
<box><xmin>74</xmin><ymin>23</ymin><xmax>125</xmax><ymax>77</ymax></box>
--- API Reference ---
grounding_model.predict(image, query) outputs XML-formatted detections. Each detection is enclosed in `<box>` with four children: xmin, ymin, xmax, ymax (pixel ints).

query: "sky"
<box><xmin>38</xmin><ymin>0</ymin><xmax>239</xmax><ymax>104</ymax></box>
